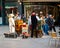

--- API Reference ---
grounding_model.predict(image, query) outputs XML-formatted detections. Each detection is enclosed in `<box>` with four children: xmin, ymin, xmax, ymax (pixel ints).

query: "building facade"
<box><xmin>0</xmin><ymin>0</ymin><xmax>60</xmax><ymax>25</ymax></box>
<box><xmin>23</xmin><ymin>0</ymin><xmax>60</xmax><ymax>18</ymax></box>
<box><xmin>22</xmin><ymin>0</ymin><xmax>60</xmax><ymax>25</ymax></box>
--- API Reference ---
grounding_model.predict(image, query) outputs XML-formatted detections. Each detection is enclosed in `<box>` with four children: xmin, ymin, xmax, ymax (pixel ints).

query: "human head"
<box><xmin>46</xmin><ymin>14</ymin><xmax>49</xmax><ymax>18</ymax></box>
<box><xmin>8</xmin><ymin>14</ymin><xmax>14</xmax><ymax>18</ymax></box>
<box><xmin>49</xmin><ymin>15</ymin><xmax>54</xmax><ymax>18</ymax></box>
<box><xmin>40</xmin><ymin>11</ymin><xmax>43</xmax><ymax>14</ymax></box>
<box><xmin>41</xmin><ymin>15</ymin><xmax>45</xmax><ymax>19</ymax></box>
<box><xmin>17</xmin><ymin>12</ymin><xmax>19</xmax><ymax>15</ymax></box>
<box><xmin>36</xmin><ymin>13</ymin><xmax>38</xmax><ymax>16</ymax></box>
<box><xmin>31</xmin><ymin>11</ymin><xmax>36</xmax><ymax>16</ymax></box>
<box><xmin>52</xmin><ymin>16</ymin><xmax>54</xmax><ymax>18</ymax></box>
<box><xmin>15</xmin><ymin>12</ymin><xmax>19</xmax><ymax>16</ymax></box>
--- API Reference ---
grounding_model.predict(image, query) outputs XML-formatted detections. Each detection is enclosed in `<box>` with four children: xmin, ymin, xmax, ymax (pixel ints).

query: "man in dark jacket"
<box><xmin>46</xmin><ymin>15</ymin><xmax>56</xmax><ymax>32</ymax></box>
<box><xmin>31</xmin><ymin>12</ymin><xmax>38</xmax><ymax>38</ymax></box>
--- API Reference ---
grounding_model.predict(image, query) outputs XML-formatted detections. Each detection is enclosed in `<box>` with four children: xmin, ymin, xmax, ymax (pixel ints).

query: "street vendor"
<box><xmin>8</xmin><ymin>14</ymin><xmax>15</xmax><ymax>33</ymax></box>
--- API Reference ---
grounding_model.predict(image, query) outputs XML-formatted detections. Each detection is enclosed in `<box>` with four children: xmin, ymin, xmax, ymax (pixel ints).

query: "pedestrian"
<box><xmin>8</xmin><ymin>14</ymin><xmax>15</xmax><ymax>33</ymax></box>
<box><xmin>41</xmin><ymin>15</ymin><xmax>49</xmax><ymax>35</ymax></box>
<box><xmin>36</xmin><ymin>13</ymin><xmax>43</xmax><ymax>37</ymax></box>
<box><xmin>31</xmin><ymin>11</ymin><xmax>38</xmax><ymax>38</ymax></box>
<box><xmin>46</xmin><ymin>15</ymin><xmax>56</xmax><ymax>32</ymax></box>
<box><xmin>21</xmin><ymin>14</ymin><xmax>26</xmax><ymax>22</ymax></box>
<box><xmin>14</xmin><ymin>12</ymin><xmax>21</xmax><ymax>20</ymax></box>
<box><xmin>28</xmin><ymin>16</ymin><xmax>31</xmax><ymax>33</ymax></box>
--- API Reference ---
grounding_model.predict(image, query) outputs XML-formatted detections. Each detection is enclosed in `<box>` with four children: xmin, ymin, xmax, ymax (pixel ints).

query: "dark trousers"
<box><xmin>31</xmin><ymin>25</ymin><xmax>38</xmax><ymax>38</ymax></box>
<box><xmin>49</xmin><ymin>26</ymin><xmax>56</xmax><ymax>32</ymax></box>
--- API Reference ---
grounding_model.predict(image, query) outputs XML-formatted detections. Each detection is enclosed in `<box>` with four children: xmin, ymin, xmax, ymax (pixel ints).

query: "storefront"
<box><xmin>0</xmin><ymin>0</ymin><xmax>3</xmax><ymax>25</ymax></box>
<box><xmin>5</xmin><ymin>3</ymin><xmax>18</xmax><ymax>25</ymax></box>
<box><xmin>22</xmin><ymin>0</ymin><xmax>60</xmax><ymax>25</ymax></box>
<box><xmin>23</xmin><ymin>2</ymin><xmax>60</xmax><ymax>19</ymax></box>
<box><xmin>0</xmin><ymin>0</ymin><xmax>18</xmax><ymax>25</ymax></box>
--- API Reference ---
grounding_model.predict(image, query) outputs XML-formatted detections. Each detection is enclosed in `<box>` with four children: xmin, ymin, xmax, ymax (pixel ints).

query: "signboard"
<box><xmin>0</xmin><ymin>17</ymin><xmax>2</xmax><ymax>24</ymax></box>
<box><xmin>23</xmin><ymin>0</ymin><xmax>60</xmax><ymax>2</ymax></box>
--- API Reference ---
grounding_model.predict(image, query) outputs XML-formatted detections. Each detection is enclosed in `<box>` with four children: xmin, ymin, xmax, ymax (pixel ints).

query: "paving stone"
<box><xmin>0</xmin><ymin>26</ymin><xmax>60</xmax><ymax>48</ymax></box>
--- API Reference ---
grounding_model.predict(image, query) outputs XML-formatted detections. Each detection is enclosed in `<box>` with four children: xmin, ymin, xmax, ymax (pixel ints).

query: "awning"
<box><xmin>5</xmin><ymin>6</ymin><xmax>17</xmax><ymax>9</ymax></box>
<box><xmin>5</xmin><ymin>2</ymin><xmax>17</xmax><ymax>8</ymax></box>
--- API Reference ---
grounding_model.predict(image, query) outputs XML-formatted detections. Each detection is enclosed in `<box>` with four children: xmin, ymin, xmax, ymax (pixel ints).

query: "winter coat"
<box><xmin>46</xmin><ymin>17</ymin><xmax>54</xmax><ymax>27</ymax></box>
<box><xmin>31</xmin><ymin>15</ymin><xmax>37</xmax><ymax>28</ymax></box>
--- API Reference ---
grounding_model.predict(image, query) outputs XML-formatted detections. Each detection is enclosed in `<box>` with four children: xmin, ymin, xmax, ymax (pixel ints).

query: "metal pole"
<box><xmin>2</xmin><ymin>0</ymin><xmax>6</xmax><ymax>25</ymax></box>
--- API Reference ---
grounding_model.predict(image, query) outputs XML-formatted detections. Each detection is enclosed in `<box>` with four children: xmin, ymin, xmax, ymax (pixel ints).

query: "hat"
<box><xmin>8</xmin><ymin>14</ymin><xmax>14</xmax><ymax>17</ymax></box>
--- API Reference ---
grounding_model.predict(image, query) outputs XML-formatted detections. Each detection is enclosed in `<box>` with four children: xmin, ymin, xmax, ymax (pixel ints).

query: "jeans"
<box><xmin>42</xmin><ymin>24</ymin><xmax>49</xmax><ymax>35</ymax></box>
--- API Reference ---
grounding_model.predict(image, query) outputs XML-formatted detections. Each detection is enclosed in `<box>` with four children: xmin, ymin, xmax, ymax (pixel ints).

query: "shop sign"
<box><xmin>23</xmin><ymin>0</ymin><xmax>60</xmax><ymax>2</ymax></box>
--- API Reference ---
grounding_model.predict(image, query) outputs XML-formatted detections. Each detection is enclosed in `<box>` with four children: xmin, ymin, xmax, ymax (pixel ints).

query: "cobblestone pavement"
<box><xmin>0</xmin><ymin>26</ymin><xmax>60</xmax><ymax>48</ymax></box>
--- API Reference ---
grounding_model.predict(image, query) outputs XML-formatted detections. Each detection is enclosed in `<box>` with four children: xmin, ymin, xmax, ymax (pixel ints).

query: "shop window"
<box><xmin>0</xmin><ymin>10</ymin><xmax>1</xmax><ymax>17</ymax></box>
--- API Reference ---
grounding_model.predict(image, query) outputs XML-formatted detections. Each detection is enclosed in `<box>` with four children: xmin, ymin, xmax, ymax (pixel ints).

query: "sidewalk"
<box><xmin>0</xmin><ymin>26</ymin><xmax>60</xmax><ymax>48</ymax></box>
